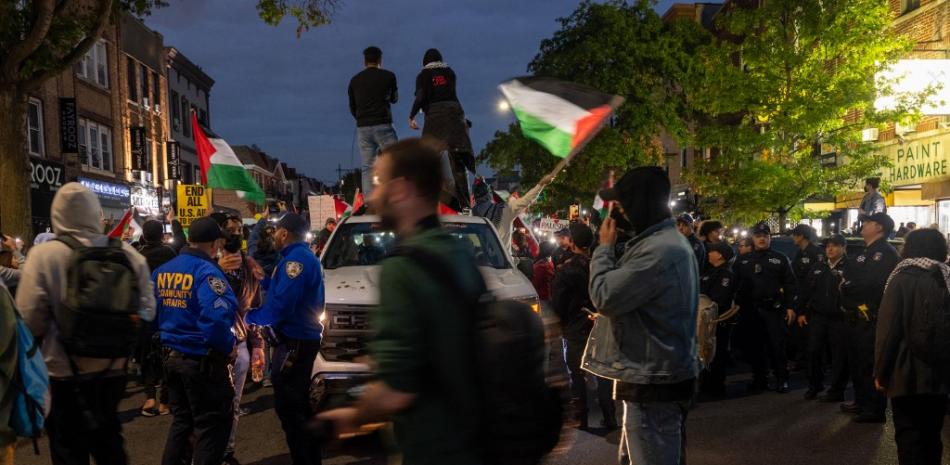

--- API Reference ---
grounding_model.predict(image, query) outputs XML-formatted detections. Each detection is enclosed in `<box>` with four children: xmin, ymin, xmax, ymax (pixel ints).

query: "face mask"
<box><xmin>610</xmin><ymin>207</ymin><xmax>633</xmax><ymax>232</ymax></box>
<box><xmin>224</xmin><ymin>233</ymin><xmax>242</xmax><ymax>253</ymax></box>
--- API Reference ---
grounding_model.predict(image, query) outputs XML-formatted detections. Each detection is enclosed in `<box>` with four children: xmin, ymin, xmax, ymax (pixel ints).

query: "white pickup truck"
<box><xmin>310</xmin><ymin>214</ymin><xmax>543</xmax><ymax>411</ymax></box>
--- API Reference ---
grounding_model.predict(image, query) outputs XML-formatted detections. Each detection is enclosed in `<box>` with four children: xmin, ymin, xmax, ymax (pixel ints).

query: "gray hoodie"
<box><xmin>16</xmin><ymin>182</ymin><xmax>155</xmax><ymax>379</ymax></box>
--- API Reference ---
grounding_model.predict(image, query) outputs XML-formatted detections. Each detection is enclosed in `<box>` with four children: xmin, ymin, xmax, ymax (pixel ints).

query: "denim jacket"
<box><xmin>582</xmin><ymin>219</ymin><xmax>700</xmax><ymax>384</ymax></box>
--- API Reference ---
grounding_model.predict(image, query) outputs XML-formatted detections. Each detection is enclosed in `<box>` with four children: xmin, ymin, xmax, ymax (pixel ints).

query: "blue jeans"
<box><xmin>357</xmin><ymin>124</ymin><xmax>398</xmax><ymax>195</ymax></box>
<box><xmin>619</xmin><ymin>400</ymin><xmax>689</xmax><ymax>465</ymax></box>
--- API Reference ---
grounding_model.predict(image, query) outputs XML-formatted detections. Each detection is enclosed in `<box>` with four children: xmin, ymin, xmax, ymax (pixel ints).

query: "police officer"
<box><xmin>789</xmin><ymin>224</ymin><xmax>823</xmax><ymax>371</ymax></box>
<box><xmin>839</xmin><ymin>212</ymin><xmax>898</xmax><ymax>423</ymax></box>
<box><xmin>701</xmin><ymin>241</ymin><xmax>738</xmax><ymax>397</ymax></box>
<box><xmin>155</xmin><ymin>216</ymin><xmax>238</xmax><ymax>465</ymax></box>
<box><xmin>246</xmin><ymin>213</ymin><xmax>324</xmax><ymax>465</ymax></box>
<box><xmin>677</xmin><ymin>214</ymin><xmax>705</xmax><ymax>273</ymax></box>
<box><xmin>798</xmin><ymin>234</ymin><xmax>849</xmax><ymax>401</ymax></box>
<box><xmin>733</xmin><ymin>221</ymin><xmax>797</xmax><ymax>394</ymax></box>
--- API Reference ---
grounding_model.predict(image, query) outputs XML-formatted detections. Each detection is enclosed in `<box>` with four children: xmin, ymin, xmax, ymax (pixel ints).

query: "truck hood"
<box><xmin>324</xmin><ymin>265</ymin><xmax>537</xmax><ymax>306</ymax></box>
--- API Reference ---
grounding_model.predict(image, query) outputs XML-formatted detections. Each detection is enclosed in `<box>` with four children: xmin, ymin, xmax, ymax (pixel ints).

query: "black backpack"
<box><xmin>394</xmin><ymin>246</ymin><xmax>564</xmax><ymax>465</ymax></box>
<box><xmin>55</xmin><ymin>236</ymin><xmax>141</xmax><ymax>359</ymax></box>
<box><xmin>907</xmin><ymin>266</ymin><xmax>950</xmax><ymax>364</ymax></box>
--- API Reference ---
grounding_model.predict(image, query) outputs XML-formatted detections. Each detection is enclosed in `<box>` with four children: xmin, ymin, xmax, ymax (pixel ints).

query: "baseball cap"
<box><xmin>751</xmin><ymin>221</ymin><xmax>771</xmax><ymax>236</ymax></box>
<box><xmin>707</xmin><ymin>241</ymin><xmax>734</xmax><ymax>262</ymax></box>
<box><xmin>861</xmin><ymin>212</ymin><xmax>895</xmax><ymax>234</ymax></box>
<box><xmin>554</xmin><ymin>227</ymin><xmax>571</xmax><ymax>237</ymax></box>
<box><xmin>276</xmin><ymin>213</ymin><xmax>310</xmax><ymax>236</ymax></box>
<box><xmin>676</xmin><ymin>214</ymin><xmax>695</xmax><ymax>226</ymax></box>
<box><xmin>823</xmin><ymin>234</ymin><xmax>847</xmax><ymax>247</ymax></box>
<box><xmin>569</xmin><ymin>223</ymin><xmax>594</xmax><ymax>249</ymax></box>
<box><xmin>188</xmin><ymin>217</ymin><xmax>225</xmax><ymax>243</ymax></box>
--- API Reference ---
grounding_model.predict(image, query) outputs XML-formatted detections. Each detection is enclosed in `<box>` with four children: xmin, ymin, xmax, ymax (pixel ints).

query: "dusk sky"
<box><xmin>147</xmin><ymin>0</ymin><xmax>678</xmax><ymax>183</ymax></box>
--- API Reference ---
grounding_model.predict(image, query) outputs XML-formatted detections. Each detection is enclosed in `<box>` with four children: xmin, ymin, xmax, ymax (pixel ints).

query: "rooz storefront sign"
<box><xmin>30</xmin><ymin>158</ymin><xmax>65</xmax><ymax>233</ymax></box>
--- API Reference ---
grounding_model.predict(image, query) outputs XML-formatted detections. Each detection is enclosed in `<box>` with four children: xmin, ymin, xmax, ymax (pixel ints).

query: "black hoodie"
<box><xmin>614</xmin><ymin>167</ymin><xmax>672</xmax><ymax>235</ymax></box>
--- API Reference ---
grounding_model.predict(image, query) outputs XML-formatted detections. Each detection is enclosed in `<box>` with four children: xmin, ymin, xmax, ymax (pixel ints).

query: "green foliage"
<box><xmin>256</xmin><ymin>0</ymin><xmax>337</xmax><ymax>36</ymax></box>
<box><xmin>479</xmin><ymin>0</ymin><xmax>710</xmax><ymax>213</ymax></box>
<box><xmin>683</xmin><ymin>0</ymin><xmax>921</xmax><ymax>226</ymax></box>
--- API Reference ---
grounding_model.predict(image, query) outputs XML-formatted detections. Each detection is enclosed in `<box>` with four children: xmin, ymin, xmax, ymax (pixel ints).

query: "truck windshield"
<box><xmin>322</xmin><ymin>221</ymin><xmax>510</xmax><ymax>270</ymax></box>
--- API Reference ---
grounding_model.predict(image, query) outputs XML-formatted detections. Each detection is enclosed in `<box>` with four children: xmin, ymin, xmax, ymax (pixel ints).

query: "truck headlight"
<box><xmin>514</xmin><ymin>295</ymin><xmax>541</xmax><ymax>314</ymax></box>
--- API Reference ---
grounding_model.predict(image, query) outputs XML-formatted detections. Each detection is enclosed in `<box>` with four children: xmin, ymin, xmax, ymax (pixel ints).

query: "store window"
<box><xmin>181</xmin><ymin>97</ymin><xmax>191</xmax><ymax>137</ymax></box>
<box><xmin>77</xmin><ymin>118</ymin><xmax>112</xmax><ymax>172</ymax></box>
<box><xmin>938</xmin><ymin>201</ymin><xmax>950</xmax><ymax>234</ymax></box>
<box><xmin>152</xmin><ymin>71</ymin><xmax>160</xmax><ymax>113</ymax></box>
<box><xmin>141</xmin><ymin>64</ymin><xmax>150</xmax><ymax>109</ymax></box>
<box><xmin>127</xmin><ymin>57</ymin><xmax>137</xmax><ymax>103</ymax></box>
<box><xmin>888</xmin><ymin>206</ymin><xmax>933</xmax><ymax>233</ymax></box>
<box><xmin>171</xmin><ymin>90</ymin><xmax>181</xmax><ymax>132</ymax></box>
<box><xmin>27</xmin><ymin>98</ymin><xmax>45</xmax><ymax>157</ymax></box>
<box><xmin>76</xmin><ymin>40</ymin><xmax>109</xmax><ymax>88</ymax></box>
<box><xmin>902</xmin><ymin>0</ymin><xmax>921</xmax><ymax>15</ymax></box>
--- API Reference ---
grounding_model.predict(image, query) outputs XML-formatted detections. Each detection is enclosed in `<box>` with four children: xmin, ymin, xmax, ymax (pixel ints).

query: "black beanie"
<box><xmin>423</xmin><ymin>48</ymin><xmax>443</xmax><ymax>66</ymax></box>
<box><xmin>142</xmin><ymin>220</ymin><xmax>164</xmax><ymax>243</ymax></box>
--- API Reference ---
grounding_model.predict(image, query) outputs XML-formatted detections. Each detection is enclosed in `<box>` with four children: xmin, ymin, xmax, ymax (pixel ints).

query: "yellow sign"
<box><xmin>879</xmin><ymin>130</ymin><xmax>950</xmax><ymax>187</ymax></box>
<box><xmin>176</xmin><ymin>184</ymin><xmax>212</xmax><ymax>228</ymax></box>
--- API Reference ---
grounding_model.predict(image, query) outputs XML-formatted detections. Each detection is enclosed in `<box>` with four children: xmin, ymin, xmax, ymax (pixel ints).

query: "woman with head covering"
<box><xmin>409</xmin><ymin>48</ymin><xmax>475</xmax><ymax>210</ymax></box>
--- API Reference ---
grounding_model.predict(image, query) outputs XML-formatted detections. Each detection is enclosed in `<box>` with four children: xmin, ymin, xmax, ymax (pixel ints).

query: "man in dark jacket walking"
<box><xmin>798</xmin><ymin>234</ymin><xmax>849</xmax><ymax>401</ymax></box>
<box><xmin>551</xmin><ymin>223</ymin><xmax>617</xmax><ymax>431</ymax></box>
<box><xmin>840</xmin><ymin>212</ymin><xmax>899</xmax><ymax>423</ymax></box>
<box><xmin>136</xmin><ymin>220</ymin><xmax>177</xmax><ymax>417</ymax></box>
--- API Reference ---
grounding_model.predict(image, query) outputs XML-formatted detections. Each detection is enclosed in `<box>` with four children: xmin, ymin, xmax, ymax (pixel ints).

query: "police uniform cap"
<box><xmin>276</xmin><ymin>213</ymin><xmax>310</xmax><ymax>236</ymax></box>
<box><xmin>861</xmin><ymin>212</ymin><xmax>895</xmax><ymax>234</ymax></box>
<box><xmin>823</xmin><ymin>234</ymin><xmax>847</xmax><ymax>247</ymax></box>
<box><xmin>676</xmin><ymin>214</ymin><xmax>695</xmax><ymax>226</ymax></box>
<box><xmin>708</xmin><ymin>241</ymin><xmax>734</xmax><ymax>262</ymax></box>
<box><xmin>188</xmin><ymin>217</ymin><xmax>225</xmax><ymax>243</ymax></box>
<box><xmin>554</xmin><ymin>227</ymin><xmax>571</xmax><ymax>237</ymax></box>
<box><xmin>751</xmin><ymin>221</ymin><xmax>771</xmax><ymax>236</ymax></box>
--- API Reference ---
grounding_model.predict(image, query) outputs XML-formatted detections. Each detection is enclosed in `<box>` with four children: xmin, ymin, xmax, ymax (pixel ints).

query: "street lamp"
<box><xmin>497</xmin><ymin>99</ymin><xmax>510</xmax><ymax>112</ymax></box>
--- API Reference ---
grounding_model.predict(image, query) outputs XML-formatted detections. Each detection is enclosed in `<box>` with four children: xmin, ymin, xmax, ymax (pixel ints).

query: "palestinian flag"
<box><xmin>108</xmin><ymin>208</ymin><xmax>133</xmax><ymax>239</ymax></box>
<box><xmin>192</xmin><ymin>112</ymin><xmax>265</xmax><ymax>205</ymax></box>
<box><xmin>340</xmin><ymin>189</ymin><xmax>364</xmax><ymax>218</ymax></box>
<box><xmin>334</xmin><ymin>197</ymin><xmax>350</xmax><ymax>219</ymax></box>
<box><xmin>498</xmin><ymin>77</ymin><xmax>624</xmax><ymax>159</ymax></box>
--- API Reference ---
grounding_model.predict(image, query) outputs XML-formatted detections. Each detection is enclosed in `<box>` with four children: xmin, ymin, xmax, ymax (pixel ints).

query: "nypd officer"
<box><xmin>246</xmin><ymin>213</ymin><xmax>324</xmax><ymax>465</ymax></box>
<box><xmin>789</xmin><ymin>224</ymin><xmax>823</xmax><ymax>371</ymax></box>
<box><xmin>701</xmin><ymin>241</ymin><xmax>738</xmax><ymax>396</ymax></box>
<box><xmin>839</xmin><ymin>212</ymin><xmax>898</xmax><ymax>423</ymax></box>
<box><xmin>155</xmin><ymin>216</ymin><xmax>238</xmax><ymax>465</ymax></box>
<box><xmin>732</xmin><ymin>221</ymin><xmax>797</xmax><ymax>394</ymax></box>
<box><xmin>676</xmin><ymin>213</ymin><xmax>706</xmax><ymax>273</ymax></box>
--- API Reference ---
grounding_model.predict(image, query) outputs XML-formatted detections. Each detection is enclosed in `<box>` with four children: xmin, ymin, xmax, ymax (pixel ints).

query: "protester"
<box><xmin>676</xmin><ymin>214</ymin><xmax>705</xmax><ymax>273</ymax></box>
<box><xmin>732</xmin><ymin>221</ymin><xmax>797</xmax><ymax>394</ymax></box>
<box><xmin>319</xmin><ymin>138</ymin><xmax>484</xmax><ymax>465</ymax></box>
<box><xmin>246</xmin><ymin>213</ymin><xmax>325</xmax><ymax>465</ymax></box>
<box><xmin>736</xmin><ymin>236</ymin><xmax>753</xmax><ymax>257</ymax></box>
<box><xmin>552</xmin><ymin>222</ymin><xmax>617</xmax><ymax>431</ymax></box>
<box><xmin>700</xmin><ymin>242</ymin><xmax>738</xmax><ymax>397</ymax></box>
<box><xmin>252</xmin><ymin>223</ymin><xmax>279</xmax><ymax>278</ymax></box>
<box><xmin>155</xmin><ymin>216</ymin><xmax>238</xmax><ymax>465</ymax></box>
<box><xmin>135</xmin><ymin>220</ymin><xmax>177</xmax><ymax>418</ymax></box>
<box><xmin>409</xmin><ymin>49</ymin><xmax>475</xmax><ymax>210</ymax></box>
<box><xmin>699</xmin><ymin>220</ymin><xmax>724</xmax><ymax>245</ymax></box>
<box><xmin>0</xmin><ymin>236</ymin><xmax>20</xmax><ymax>296</ymax></box>
<box><xmin>859</xmin><ymin>178</ymin><xmax>886</xmax><ymax>216</ymax></box>
<box><xmin>874</xmin><ymin>228</ymin><xmax>950</xmax><ymax>465</ymax></box>
<box><xmin>839</xmin><ymin>212</ymin><xmax>899</xmax><ymax>423</ymax></box>
<box><xmin>216</xmin><ymin>214</ymin><xmax>265</xmax><ymax>465</ymax></box>
<box><xmin>472</xmin><ymin>176</ymin><xmax>554</xmax><ymax>254</ymax></box>
<box><xmin>585</xmin><ymin>167</ymin><xmax>699</xmax><ymax>465</ymax></box>
<box><xmin>798</xmin><ymin>234</ymin><xmax>850</xmax><ymax>402</ymax></box>
<box><xmin>17</xmin><ymin>182</ymin><xmax>156</xmax><ymax>465</ymax></box>
<box><xmin>349</xmin><ymin>46</ymin><xmax>399</xmax><ymax>195</ymax></box>
<box><xmin>0</xmin><ymin>281</ymin><xmax>15</xmax><ymax>465</ymax></box>
<box><xmin>531</xmin><ymin>242</ymin><xmax>556</xmax><ymax>304</ymax></box>
<box><xmin>316</xmin><ymin>217</ymin><xmax>337</xmax><ymax>255</ymax></box>
<box><xmin>552</xmin><ymin>228</ymin><xmax>573</xmax><ymax>268</ymax></box>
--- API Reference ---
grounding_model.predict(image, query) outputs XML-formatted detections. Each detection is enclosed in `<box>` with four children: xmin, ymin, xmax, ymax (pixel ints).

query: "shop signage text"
<box><xmin>177</xmin><ymin>184</ymin><xmax>211</xmax><ymax>228</ymax></box>
<box><xmin>880</xmin><ymin>132</ymin><xmax>950</xmax><ymax>187</ymax></box>
<box><xmin>538</xmin><ymin>218</ymin><xmax>567</xmax><ymax>234</ymax></box>
<box><xmin>130</xmin><ymin>127</ymin><xmax>147</xmax><ymax>172</ymax></box>
<box><xmin>78</xmin><ymin>177</ymin><xmax>130</xmax><ymax>202</ymax></box>
<box><xmin>167</xmin><ymin>141</ymin><xmax>181</xmax><ymax>180</ymax></box>
<box><xmin>30</xmin><ymin>159</ymin><xmax>64</xmax><ymax>191</ymax></box>
<box><xmin>59</xmin><ymin>98</ymin><xmax>78</xmax><ymax>153</ymax></box>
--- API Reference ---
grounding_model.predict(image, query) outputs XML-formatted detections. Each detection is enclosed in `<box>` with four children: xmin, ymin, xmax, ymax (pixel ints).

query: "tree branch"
<box><xmin>21</xmin><ymin>0</ymin><xmax>114</xmax><ymax>92</ymax></box>
<box><xmin>2</xmin><ymin>0</ymin><xmax>56</xmax><ymax>81</ymax></box>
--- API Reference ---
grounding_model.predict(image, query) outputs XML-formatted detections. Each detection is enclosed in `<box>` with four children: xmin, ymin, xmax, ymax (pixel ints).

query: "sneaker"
<box><xmin>819</xmin><ymin>392</ymin><xmax>844</xmax><ymax>403</ymax></box>
<box><xmin>803</xmin><ymin>388</ymin><xmax>821</xmax><ymax>400</ymax></box>
<box><xmin>776</xmin><ymin>381</ymin><xmax>790</xmax><ymax>394</ymax></box>
<box><xmin>262</xmin><ymin>378</ymin><xmax>273</xmax><ymax>388</ymax></box>
<box><xmin>840</xmin><ymin>402</ymin><xmax>862</xmax><ymax>414</ymax></box>
<box><xmin>852</xmin><ymin>413</ymin><xmax>886</xmax><ymax>424</ymax></box>
<box><xmin>141</xmin><ymin>399</ymin><xmax>158</xmax><ymax>417</ymax></box>
<box><xmin>158</xmin><ymin>404</ymin><xmax>170</xmax><ymax>416</ymax></box>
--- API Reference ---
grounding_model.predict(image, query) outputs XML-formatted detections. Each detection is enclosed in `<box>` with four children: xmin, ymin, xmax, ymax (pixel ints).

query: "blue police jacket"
<box><xmin>246</xmin><ymin>241</ymin><xmax>324</xmax><ymax>341</ymax></box>
<box><xmin>154</xmin><ymin>248</ymin><xmax>238</xmax><ymax>356</ymax></box>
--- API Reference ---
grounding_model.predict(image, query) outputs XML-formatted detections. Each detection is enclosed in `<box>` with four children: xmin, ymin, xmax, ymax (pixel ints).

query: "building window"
<box><xmin>152</xmin><ymin>72</ymin><xmax>160</xmax><ymax>113</ymax></box>
<box><xmin>680</xmin><ymin>148</ymin><xmax>687</xmax><ymax>169</ymax></box>
<box><xmin>27</xmin><ymin>98</ymin><xmax>45</xmax><ymax>157</ymax></box>
<box><xmin>76</xmin><ymin>40</ymin><xmax>109</xmax><ymax>88</ymax></box>
<box><xmin>145</xmin><ymin>137</ymin><xmax>153</xmax><ymax>173</ymax></box>
<box><xmin>127</xmin><ymin>57</ymin><xmax>137</xmax><ymax>103</ymax></box>
<box><xmin>141</xmin><ymin>64</ymin><xmax>150</xmax><ymax>109</ymax></box>
<box><xmin>171</xmin><ymin>90</ymin><xmax>181</xmax><ymax>132</ymax></box>
<box><xmin>198</xmin><ymin>109</ymin><xmax>208</xmax><ymax>126</ymax></box>
<box><xmin>903</xmin><ymin>0</ymin><xmax>921</xmax><ymax>15</ymax></box>
<box><xmin>77</xmin><ymin>118</ymin><xmax>112</xmax><ymax>172</ymax></box>
<box><xmin>181</xmin><ymin>97</ymin><xmax>191</xmax><ymax>137</ymax></box>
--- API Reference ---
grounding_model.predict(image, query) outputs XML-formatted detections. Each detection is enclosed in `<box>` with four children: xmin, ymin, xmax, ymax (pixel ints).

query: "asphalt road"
<box><xmin>13</xmin><ymin>371</ymin><xmax>950</xmax><ymax>465</ymax></box>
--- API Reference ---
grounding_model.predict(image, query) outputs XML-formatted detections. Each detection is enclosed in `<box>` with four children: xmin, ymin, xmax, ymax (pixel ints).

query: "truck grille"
<box><xmin>322</xmin><ymin>305</ymin><xmax>372</xmax><ymax>362</ymax></box>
